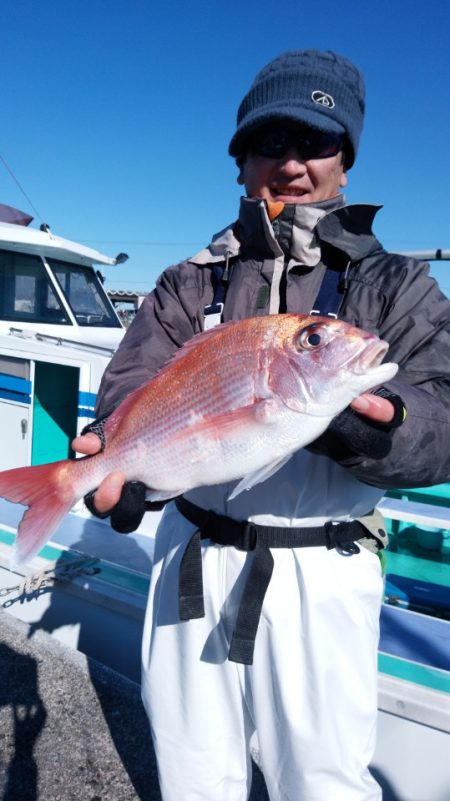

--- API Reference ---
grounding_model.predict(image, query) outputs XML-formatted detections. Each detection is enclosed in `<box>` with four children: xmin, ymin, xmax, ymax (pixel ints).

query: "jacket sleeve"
<box><xmin>95</xmin><ymin>262</ymin><xmax>203</xmax><ymax>417</ymax></box>
<box><xmin>342</xmin><ymin>258</ymin><xmax>450</xmax><ymax>489</ymax></box>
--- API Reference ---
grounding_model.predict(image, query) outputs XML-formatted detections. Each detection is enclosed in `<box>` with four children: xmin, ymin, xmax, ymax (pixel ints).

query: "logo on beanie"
<box><xmin>311</xmin><ymin>90</ymin><xmax>335</xmax><ymax>109</ymax></box>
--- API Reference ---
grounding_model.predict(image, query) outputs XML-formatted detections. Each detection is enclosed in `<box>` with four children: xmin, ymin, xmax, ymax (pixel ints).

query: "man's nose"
<box><xmin>278</xmin><ymin>146</ymin><xmax>308</xmax><ymax>170</ymax></box>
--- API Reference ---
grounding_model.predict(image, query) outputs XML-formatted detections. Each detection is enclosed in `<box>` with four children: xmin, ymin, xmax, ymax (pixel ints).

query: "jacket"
<box><xmin>96</xmin><ymin>197</ymin><xmax>450</xmax><ymax>503</ymax></box>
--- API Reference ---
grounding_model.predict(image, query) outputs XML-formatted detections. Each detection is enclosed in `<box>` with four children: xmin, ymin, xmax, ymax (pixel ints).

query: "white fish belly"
<box><xmin>126</xmin><ymin>406</ymin><xmax>332</xmax><ymax>494</ymax></box>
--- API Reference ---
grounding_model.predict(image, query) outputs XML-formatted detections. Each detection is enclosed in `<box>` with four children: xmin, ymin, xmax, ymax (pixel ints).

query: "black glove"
<box><xmin>81</xmin><ymin>418</ymin><xmax>168</xmax><ymax>534</ymax></box>
<box><xmin>85</xmin><ymin>480</ymin><xmax>169</xmax><ymax>533</ymax></box>
<box><xmin>80</xmin><ymin>414</ymin><xmax>108</xmax><ymax>449</ymax></box>
<box><xmin>308</xmin><ymin>387</ymin><xmax>406</xmax><ymax>463</ymax></box>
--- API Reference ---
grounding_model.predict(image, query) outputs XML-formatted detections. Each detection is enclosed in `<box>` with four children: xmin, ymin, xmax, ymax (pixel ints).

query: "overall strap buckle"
<box><xmin>324</xmin><ymin>520</ymin><xmax>362</xmax><ymax>555</ymax></box>
<box><xmin>236</xmin><ymin>522</ymin><xmax>258</xmax><ymax>551</ymax></box>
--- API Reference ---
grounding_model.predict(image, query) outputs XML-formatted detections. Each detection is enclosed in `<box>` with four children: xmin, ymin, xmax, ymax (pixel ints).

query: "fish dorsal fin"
<box><xmin>103</xmin><ymin>383</ymin><xmax>149</xmax><ymax>441</ymax></box>
<box><xmin>163</xmin><ymin>320</ymin><xmax>243</xmax><ymax>368</ymax></box>
<box><xmin>102</xmin><ymin>321</ymin><xmax>246</xmax><ymax>442</ymax></box>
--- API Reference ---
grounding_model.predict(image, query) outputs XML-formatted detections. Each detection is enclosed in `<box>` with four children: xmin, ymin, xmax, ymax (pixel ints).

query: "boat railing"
<box><xmin>7</xmin><ymin>326</ymin><xmax>117</xmax><ymax>357</ymax></box>
<box><xmin>378</xmin><ymin>494</ymin><xmax>450</xmax><ymax>532</ymax></box>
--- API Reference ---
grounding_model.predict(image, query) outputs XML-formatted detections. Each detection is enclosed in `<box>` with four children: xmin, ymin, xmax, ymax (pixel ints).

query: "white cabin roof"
<box><xmin>0</xmin><ymin>221</ymin><xmax>124</xmax><ymax>267</ymax></box>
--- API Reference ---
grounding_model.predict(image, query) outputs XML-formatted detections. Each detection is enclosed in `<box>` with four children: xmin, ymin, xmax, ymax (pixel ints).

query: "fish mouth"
<box><xmin>361</xmin><ymin>340</ymin><xmax>390</xmax><ymax>369</ymax></box>
<box><xmin>348</xmin><ymin>339</ymin><xmax>390</xmax><ymax>373</ymax></box>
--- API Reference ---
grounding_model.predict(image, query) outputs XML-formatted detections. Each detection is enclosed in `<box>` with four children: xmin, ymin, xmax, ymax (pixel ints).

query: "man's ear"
<box><xmin>339</xmin><ymin>154</ymin><xmax>348</xmax><ymax>188</ymax></box>
<box><xmin>339</xmin><ymin>150</ymin><xmax>348</xmax><ymax>188</ymax></box>
<box><xmin>236</xmin><ymin>155</ymin><xmax>246</xmax><ymax>186</ymax></box>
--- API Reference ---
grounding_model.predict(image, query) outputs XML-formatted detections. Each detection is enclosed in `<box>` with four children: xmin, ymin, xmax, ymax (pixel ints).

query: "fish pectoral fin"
<box><xmin>227</xmin><ymin>454</ymin><xmax>292</xmax><ymax>501</ymax></box>
<box><xmin>145</xmin><ymin>489</ymin><xmax>186</xmax><ymax>502</ymax></box>
<box><xmin>168</xmin><ymin>399</ymin><xmax>280</xmax><ymax>445</ymax></box>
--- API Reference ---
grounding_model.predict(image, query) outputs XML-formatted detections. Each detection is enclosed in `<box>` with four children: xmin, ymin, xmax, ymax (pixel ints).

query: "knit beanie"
<box><xmin>228</xmin><ymin>50</ymin><xmax>365</xmax><ymax>168</ymax></box>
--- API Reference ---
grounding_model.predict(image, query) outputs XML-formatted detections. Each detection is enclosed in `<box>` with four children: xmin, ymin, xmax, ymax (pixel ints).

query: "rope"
<box><xmin>1</xmin><ymin>557</ymin><xmax>101</xmax><ymax>607</ymax></box>
<box><xmin>0</xmin><ymin>153</ymin><xmax>44</xmax><ymax>223</ymax></box>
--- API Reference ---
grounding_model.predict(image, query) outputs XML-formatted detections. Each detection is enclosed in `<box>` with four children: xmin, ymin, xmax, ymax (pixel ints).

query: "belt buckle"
<box><xmin>335</xmin><ymin>541</ymin><xmax>360</xmax><ymax>556</ymax></box>
<box><xmin>325</xmin><ymin>520</ymin><xmax>360</xmax><ymax>556</ymax></box>
<box><xmin>236</xmin><ymin>522</ymin><xmax>258</xmax><ymax>552</ymax></box>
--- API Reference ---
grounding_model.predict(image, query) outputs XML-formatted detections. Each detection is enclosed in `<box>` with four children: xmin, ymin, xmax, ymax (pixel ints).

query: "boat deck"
<box><xmin>0</xmin><ymin>483</ymin><xmax>449</xmax><ymax>800</ymax></box>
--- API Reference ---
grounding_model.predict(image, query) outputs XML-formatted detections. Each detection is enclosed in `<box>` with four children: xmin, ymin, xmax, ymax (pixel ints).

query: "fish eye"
<box><xmin>298</xmin><ymin>324</ymin><xmax>328</xmax><ymax>350</ymax></box>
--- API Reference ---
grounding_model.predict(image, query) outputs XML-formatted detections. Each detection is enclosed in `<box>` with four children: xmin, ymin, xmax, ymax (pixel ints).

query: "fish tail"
<box><xmin>0</xmin><ymin>459</ymin><xmax>81</xmax><ymax>566</ymax></box>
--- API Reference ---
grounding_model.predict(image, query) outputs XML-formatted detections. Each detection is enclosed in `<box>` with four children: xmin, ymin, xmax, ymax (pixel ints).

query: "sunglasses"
<box><xmin>249</xmin><ymin>127</ymin><xmax>344</xmax><ymax>161</ymax></box>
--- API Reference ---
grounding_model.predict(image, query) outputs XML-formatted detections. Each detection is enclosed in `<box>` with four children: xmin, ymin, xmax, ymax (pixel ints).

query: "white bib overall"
<box><xmin>141</xmin><ymin>452</ymin><xmax>384</xmax><ymax>801</ymax></box>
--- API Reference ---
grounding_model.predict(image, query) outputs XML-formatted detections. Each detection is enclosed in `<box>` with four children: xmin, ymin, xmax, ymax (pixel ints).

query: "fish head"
<box><xmin>269</xmin><ymin>315</ymin><xmax>398</xmax><ymax>417</ymax></box>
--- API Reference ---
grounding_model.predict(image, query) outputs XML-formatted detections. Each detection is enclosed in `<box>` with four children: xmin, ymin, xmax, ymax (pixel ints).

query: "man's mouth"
<box><xmin>271</xmin><ymin>186</ymin><xmax>308</xmax><ymax>198</ymax></box>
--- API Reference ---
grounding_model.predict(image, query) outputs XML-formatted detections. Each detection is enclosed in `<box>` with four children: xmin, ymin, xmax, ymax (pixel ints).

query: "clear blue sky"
<box><xmin>1</xmin><ymin>0</ymin><xmax>449</xmax><ymax>295</ymax></box>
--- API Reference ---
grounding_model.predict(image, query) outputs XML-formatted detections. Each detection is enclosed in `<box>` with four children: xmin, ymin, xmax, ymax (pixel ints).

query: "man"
<box><xmin>74</xmin><ymin>50</ymin><xmax>450</xmax><ymax>800</ymax></box>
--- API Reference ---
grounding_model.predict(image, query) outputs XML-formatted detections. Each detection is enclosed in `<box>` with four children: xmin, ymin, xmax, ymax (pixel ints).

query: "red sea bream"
<box><xmin>0</xmin><ymin>314</ymin><xmax>398</xmax><ymax>564</ymax></box>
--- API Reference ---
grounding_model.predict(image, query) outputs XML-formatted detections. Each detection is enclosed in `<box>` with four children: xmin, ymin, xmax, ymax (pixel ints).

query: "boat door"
<box><xmin>31</xmin><ymin>361</ymin><xmax>79</xmax><ymax>465</ymax></box>
<box><xmin>0</xmin><ymin>355</ymin><xmax>80</xmax><ymax>470</ymax></box>
<box><xmin>0</xmin><ymin>355</ymin><xmax>32</xmax><ymax>469</ymax></box>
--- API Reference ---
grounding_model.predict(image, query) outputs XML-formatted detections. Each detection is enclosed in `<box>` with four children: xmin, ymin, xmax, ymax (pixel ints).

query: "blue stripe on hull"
<box><xmin>380</xmin><ymin>604</ymin><xmax>450</xmax><ymax>672</ymax></box>
<box><xmin>78</xmin><ymin>390</ymin><xmax>97</xmax><ymax>419</ymax></box>
<box><xmin>0</xmin><ymin>389</ymin><xmax>31</xmax><ymax>404</ymax></box>
<box><xmin>78</xmin><ymin>407</ymin><xmax>96</xmax><ymax>418</ymax></box>
<box><xmin>0</xmin><ymin>373</ymin><xmax>32</xmax><ymax>404</ymax></box>
<box><xmin>78</xmin><ymin>391</ymin><xmax>97</xmax><ymax>406</ymax></box>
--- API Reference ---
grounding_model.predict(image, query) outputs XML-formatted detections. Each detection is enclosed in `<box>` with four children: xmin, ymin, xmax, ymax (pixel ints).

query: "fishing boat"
<box><xmin>0</xmin><ymin>210</ymin><xmax>448</xmax><ymax>800</ymax></box>
<box><xmin>0</xmin><ymin>204</ymin><xmax>162</xmax><ymax>663</ymax></box>
<box><xmin>0</xmin><ymin>203</ymin><xmax>162</xmax><ymax>668</ymax></box>
<box><xmin>0</xmin><ymin>201</ymin><xmax>132</xmax><ymax>462</ymax></box>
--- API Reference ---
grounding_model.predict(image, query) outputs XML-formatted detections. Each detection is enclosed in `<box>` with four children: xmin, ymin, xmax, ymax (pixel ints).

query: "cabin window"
<box><xmin>0</xmin><ymin>355</ymin><xmax>31</xmax><ymax>406</ymax></box>
<box><xmin>48</xmin><ymin>259</ymin><xmax>121</xmax><ymax>328</ymax></box>
<box><xmin>0</xmin><ymin>249</ymin><xmax>69</xmax><ymax>324</ymax></box>
<box><xmin>0</xmin><ymin>354</ymin><xmax>30</xmax><ymax>380</ymax></box>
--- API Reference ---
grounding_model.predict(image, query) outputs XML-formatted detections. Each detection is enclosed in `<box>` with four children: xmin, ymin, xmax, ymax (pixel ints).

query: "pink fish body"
<box><xmin>0</xmin><ymin>314</ymin><xmax>398</xmax><ymax>564</ymax></box>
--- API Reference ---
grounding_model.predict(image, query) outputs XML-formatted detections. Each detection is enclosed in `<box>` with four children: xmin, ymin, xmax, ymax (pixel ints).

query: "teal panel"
<box><xmin>0</xmin><ymin>527</ymin><xmax>62</xmax><ymax>561</ymax></box>
<box><xmin>0</xmin><ymin>527</ymin><xmax>150</xmax><ymax>597</ymax></box>
<box><xmin>385</xmin><ymin>527</ymin><xmax>450</xmax><ymax>590</ymax></box>
<box><xmin>378</xmin><ymin>652</ymin><xmax>450</xmax><ymax>695</ymax></box>
<box><xmin>387</xmin><ymin>483</ymin><xmax>450</xmax><ymax>509</ymax></box>
<box><xmin>387</xmin><ymin>550</ymin><xmax>450</xmax><ymax>586</ymax></box>
<box><xmin>31</xmin><ymin>362</ymin><xmax>79</xmax><ymax>465</ymax></box>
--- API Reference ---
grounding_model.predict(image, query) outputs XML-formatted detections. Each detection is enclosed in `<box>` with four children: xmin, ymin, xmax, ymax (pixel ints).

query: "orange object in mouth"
<box><xmin>266</xmin><ymin>200</ymin><xmax>285</xmax><ymax>220</ymax></box>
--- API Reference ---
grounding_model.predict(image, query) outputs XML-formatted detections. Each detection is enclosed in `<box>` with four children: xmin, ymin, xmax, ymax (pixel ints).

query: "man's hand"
<box><xmin>350</xmin><ymin>393</ymin><xmax>395</xmax><ymax>424</ymax></box>
<box><xmin>308</xmin><ymin>387</ymin><xmax>406</xmax><ymax>463</ymax></box>
<box><xmin>72</xmin><ymin>433</ymin><xmax>125</xmax><ymax>515</ymax></box>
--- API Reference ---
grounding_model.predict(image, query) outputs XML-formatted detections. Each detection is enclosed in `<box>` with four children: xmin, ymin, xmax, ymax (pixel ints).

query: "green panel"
<box><xmin>31</xmin><ymin>362</ymin><xmax>79</xmax><ymax>465</ymax></box>
<box><xmin>387</xmin><ymin>482</ymin><xmax>450</xmax><ymax>509</ymax></box>
<box><xmin>378</xmin><ymin>652</ymin><xmax>450</xmax><ymax>695</ymax></box>
<box><xmin>0</xmin><ymin>527</ymin><xmax>63</xmax><ymax>562</ymax></box>
<box><xmin>384</xmin><ymin>520</ymin><xmax>450</xmax><ymax>591</ymax></box>
<box><xmin>0</xmin><ymin>527</ymin><xmax>150</xmax><ymax>597</ymax></box>
<box><xmin>386</xmin><ymin>550</ymin><xmax>450</xmax><ymax>588</ymax></box>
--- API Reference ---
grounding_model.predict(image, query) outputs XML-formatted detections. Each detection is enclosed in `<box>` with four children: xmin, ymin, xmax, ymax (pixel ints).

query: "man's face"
<box><xmin>237</xmin><ymin>124</ymin><xmax>348</xmax><ymax>205</ymax></box>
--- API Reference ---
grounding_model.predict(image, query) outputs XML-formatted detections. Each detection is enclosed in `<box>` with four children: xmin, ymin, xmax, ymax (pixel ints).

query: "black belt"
<box><xmin>175</xmin><ymin>496</ymin><xmax>370</xmax><ymax>665</ymax></box>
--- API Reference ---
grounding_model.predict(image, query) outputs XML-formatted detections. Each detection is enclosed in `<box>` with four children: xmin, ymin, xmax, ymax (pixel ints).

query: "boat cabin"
<box><xmin>0</xmin><ymin>207</ymin><xmax>127</xmax><ymax>470</ymax></box>
<box><xmin>0</xmin><ymin>210</ymin><xmax>125</xmax><ymax>349</ymax></box>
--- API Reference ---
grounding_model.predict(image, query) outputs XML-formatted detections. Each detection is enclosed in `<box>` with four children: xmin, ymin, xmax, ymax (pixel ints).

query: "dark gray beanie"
<box><xmin>228</xmin><ymin>49</ymin><xmax>365</xmax><ymax>168</ymax></box>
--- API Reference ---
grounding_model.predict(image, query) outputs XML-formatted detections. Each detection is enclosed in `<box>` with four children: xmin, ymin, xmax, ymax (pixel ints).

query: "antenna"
<box><xmin>399</xmin><ymin>249</ymin><xmax>450</xmax><ymax>261</ymax></box>
<box><xmin>0</xmin><ymin>153</ymin><xmax>45</xmax><ymax>224</ymax></box>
